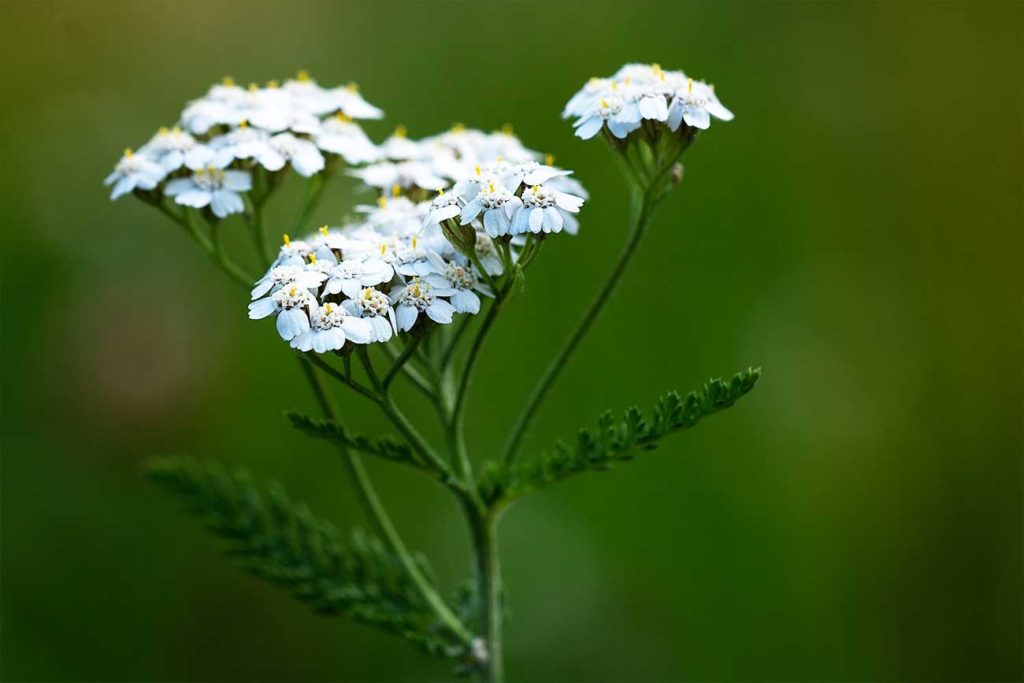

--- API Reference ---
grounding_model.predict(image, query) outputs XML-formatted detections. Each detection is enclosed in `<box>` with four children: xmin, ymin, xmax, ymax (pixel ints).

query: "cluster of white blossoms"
<box><xmin>104</xmin><ymin>72</ymin><xmax>383</xmax><ymax>217</ymax></box>
<box><xmin>247</xmin><ymin>125</ymin><xmax>588</xmax><ymax>353</ymax></box>
<box><xmin>564</xmin><ymin>63</ymin><xmax>733</xmax><ymax>139</ymax></box>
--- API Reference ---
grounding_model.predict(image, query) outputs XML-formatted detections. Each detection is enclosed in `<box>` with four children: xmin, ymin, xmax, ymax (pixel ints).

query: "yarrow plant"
<box><xmin>112</xmin><ymin>65</ymin><xmax>759</xmax><ymax>681</ymax></box>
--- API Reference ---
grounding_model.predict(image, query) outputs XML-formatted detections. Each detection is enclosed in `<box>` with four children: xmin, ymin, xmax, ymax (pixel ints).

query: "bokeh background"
<box><xmin>2</xmin><ymin>1</ymin><xmax>1021</xmax><ymax>681</ymax></box>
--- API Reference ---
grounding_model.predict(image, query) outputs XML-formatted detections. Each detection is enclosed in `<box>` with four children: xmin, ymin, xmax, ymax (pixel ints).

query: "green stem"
<box><xmin>501</xmin><ymin>185</ymin><xmax>657</xmax><ymax>467</ymax></box>
<box><xmin>155</xmin><ymin>203</ymin><xmax>254</xmax><ymax>289</ymax></box>
<box><xmin>467</xmin><ymin>507</ymin><xmax>504</xmax><ymax>683</ymax></box>
<box><xmin>356</xmin><ymin>349</ymin><xmax>453</xmax><ymax>480</ymax></box>
<box><xmin>450</xmin><ymin>284</ymin><xmax>511</xmax><ymax>487</ymax></box>
<box><xmin>383</xmin><ymin>336</ymin><xmax>423</xmax><ymax>392</ymax></box>
<box><xmin>299</xmin><ymin>358</ymin><xmax>473</xmax><ymax>646</ymax></box>
<box><xmin>291</xmin><ymin>168</ymin><xmax>331</xmax><ymax>235</ymax></box>
<box><xmin>382</xmin><ymin>341</ymin><xmax>436</xmax><ymax>400</ymax></box>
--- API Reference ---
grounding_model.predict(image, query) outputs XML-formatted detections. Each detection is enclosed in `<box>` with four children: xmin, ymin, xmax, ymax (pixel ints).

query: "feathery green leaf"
<box><xmin>146</xmin><ymin>456</ymin><xmax>469</xmax><ymax>660</ymax></box>
<box><xmin>479</xmin><ymin>368</ymin><xmax>761</xmax><ymax>504</ymax></box>
<box><xmin>286</xmin><ymin>411</ymin><xmax>423</xmax><ymax>469</ymax></box>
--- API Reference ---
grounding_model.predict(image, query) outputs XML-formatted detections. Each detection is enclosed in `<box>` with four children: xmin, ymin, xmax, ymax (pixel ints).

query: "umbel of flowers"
<box><xmin>106</xmin><ymin>72</ymin><xmax>383</xmax><ymax>216</ymax></box>
<box><xmin>248</xmin><ymin>125</ymin><xmax>587</xmax><ymax>354</ymax></box>
<box><xmin>108</xmin><ymin>65</ymin><xmax>756</xmax><ymax>683</ymax></box>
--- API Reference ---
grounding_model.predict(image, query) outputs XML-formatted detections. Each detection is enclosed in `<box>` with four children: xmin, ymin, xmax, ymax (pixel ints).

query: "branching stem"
<box><xmin>501</xmin><ymin>181</ymin><xmax>660</xmax><ymax>467</ymax></box>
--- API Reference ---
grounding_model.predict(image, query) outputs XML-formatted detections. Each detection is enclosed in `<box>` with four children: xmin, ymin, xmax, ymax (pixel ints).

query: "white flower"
<box><xmin>459</xmin><ymin>178</ymin><xmax>523</xmax><ymax>238</ymax></box>
<box><xmin>315</xmin><ymin>113</ymin><xmax>381</xmax><ymax>163</ymax></box>
<box><xmin>211</xmin><ymin>124</ymin><xmax>285</xmax><ymax>170</ymax></box>
<box><xmin>378</xmin><ymin>126</ymin><xmax>424</xmax><ymax>161</ymax></box>
<box><xmin>390</xmin><ymin>278</ymin><xmax>456</xmax><ymax>331</ymax></box>
<box><xmin>341</xmin><ymin>287</ymin><xmax>398</xmax><ymax>342</ymax></box>
<box><xmin>269</xmin><ymin>132</ymin><xmax>325</xmax><ymax>176</ymax></box>
<box><xmin>248</xmin><ymin>284</ymin><xmax>315</xmax><ymax>341</ymax></box>
<box><xmin>290</xmin><ymin>301</ymin><xmax>373</xmax><ymax>353</ymax></box>
<box><xmin>499</xmin><ymin>161</ymin><xmax>571</xmax><ymax>192</ymax></box>
<box><xmin>273</xmin><ymin>234</ymin><xmax>313</xmax><ymax>266</ymax></box>
<box><xmin>322</xmin><ymin>256</ymin><xmax>394</xmax><ymax>298</ymax></box>
<box><xmin>328</xmin><ymin>82</ymin><xmax>385</xmax><ymax>120</ymax></box>
<box><xmin>667</xmin><ymin>78</ymin><xmax>734</xmax><ymax>131</ymax></box>
<box><xmin>510</xmin><ymin>185</ymin><xmax>584</xmax><ymax>235</ymax></box>
<box><xmin>180</xmin><ymin>79</ymin><xmax>246</xmax><ymax>134</ymax></box>
<box><xmin>237</xmin><ymin>82</ymin><xmax>294</xmax><ymax>132</ymax></box>
<box><xmin>426</xmin><ymin>253</ymin><xmax>490</xmax><ymax>314</ymax></box>
<box><xmin>139</xmin><ymin>127</ymin><xmax>200</xmax><ymax>173</ymax></box>
<box><xmin>351</xmin><ymin>161</ymin><xmax>448</xmax><ymax>192</ymax></box>
<box><xmin>250</xmin><ymin>264</ymin><xmax>328</xmax><ymax>299</ymax></box>
<box><xmin>105</xmin><ymin>148</ymin><xmax>167</xmax><ymax>200</ymax></box>
<box><xmin>421</xmin><ymin>189</ymin><xmax>462</xmax><ymax>230</ymax></box>
<box><xmin>573</xmin><ymin>95</ymin><xmax>641</xmax><ymax>140</ymax></box>
<box><xmin>163</xmin><ymin>166</ymin><xmax>251</xmax><ymax>218</ymax></box>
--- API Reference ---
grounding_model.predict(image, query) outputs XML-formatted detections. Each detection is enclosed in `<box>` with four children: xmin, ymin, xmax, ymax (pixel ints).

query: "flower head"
<box><xmin>566</xmin><ymin>64</ymin><xmax>733</xmax><ymax>140</ymax></box>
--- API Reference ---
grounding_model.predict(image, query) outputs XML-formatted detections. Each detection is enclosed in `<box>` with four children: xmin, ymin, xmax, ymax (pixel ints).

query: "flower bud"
<box><xmin>440</xmin><ymin>217</ymin><xmax>477</xmax><ymax>258</ymax></box>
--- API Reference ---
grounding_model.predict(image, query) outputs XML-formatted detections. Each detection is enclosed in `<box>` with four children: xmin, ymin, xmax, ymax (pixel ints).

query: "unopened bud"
<box><xmin>471</xmin><ymin>637</ymin><xmax>489</xmax><ymax>664</ymax></box>
<box><xmin>671</xmin><ymin>162</ymin><xmax>684</xmax><ymax>186</ymax></box>
<box><xmin>440</xmin><ymin>218</ymin><xmax>477</xmax><ymax>258</ymax></box>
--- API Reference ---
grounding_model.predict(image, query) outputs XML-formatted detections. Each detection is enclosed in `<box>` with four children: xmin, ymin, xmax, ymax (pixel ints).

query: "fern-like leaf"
<box><xmin>479</xmin><ymin>368</ymin><xmax>761</xmax><ymax>504</ymax></box>
<box><xmin>286</xmin><ymin>411</ymin><xmax>423</xmax><ymax>469</ymax></box>
<box><xmin>146</xmin><ymin>456</ymin><xmax>468</xmax><ymax>659</ymax></box>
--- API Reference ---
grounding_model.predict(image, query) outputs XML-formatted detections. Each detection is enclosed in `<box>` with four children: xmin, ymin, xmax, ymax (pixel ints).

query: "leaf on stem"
<box><xmin>286</xmin><ymin>411</ymin><xmax>423</xmax><ymax>470</ymax></box>
<box><xmin>145</xmin><ymin>456</ymin><xmax>471</xmax><ymax>660</ymax></box>
<box><xmin>479</xmin><ymin>367</ymin><xmax>761</xmax><ymax>505</ymax></box>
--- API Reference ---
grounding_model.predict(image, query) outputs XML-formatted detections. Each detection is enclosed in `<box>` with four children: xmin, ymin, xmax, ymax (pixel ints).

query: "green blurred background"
<box><xmin>2</xmin><ymin>1</ymin><xmax>1021</xmax><ymax>681</ymax></box>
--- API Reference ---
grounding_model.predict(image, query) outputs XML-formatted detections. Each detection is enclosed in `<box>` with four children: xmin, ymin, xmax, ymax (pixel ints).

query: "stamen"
<box><xmin>501</xmin><ymin>123</ymin><xmax>513</xmax><ymax>135</ymax></box>
<box><xmin>393</xmin><ymin>124</ymin><xmax>407</xmax><ymax>138</ymax></box>
<box><xmin>391</xmin><ymin>184</ymin><xmax>401</xmax><ymax>198</ymax></box>
<box><xmin>438</xmin><ymin>187</ymin><xmax>445</xmax><ymax>195</ymax></box>
<box><xmin>222</xmin><ymin>76</ymin><xmax>235</xmax><ymax>87</ymax></box>
<box><xmin>380</xmin><ymin>242</ymin><xmax>387</xmax><ymax>256</ymax></box>
<box><xmin>123</xmin><ymin>148</ymin><xmax>134</xmax><ymax>158</ymax></box>
<box><xmin>377</xmin><ymin>196</ymin><xmax>388</xmax><ymax>208</ymax></box>
<box><xmin>265</xmin><ymin>79</ymin><xmax>279</xmax><ymax>89</ymax></box>
<box><xmin>474</xmin><ymin>165</ymin><xmax>481</xmax><ymax>176</ymax></box>
<box><xmin>319</xmin><ymin>225</ymin><xmax>329</xmax><ymax>237</ymax></box>
<box><xmin>346</xmin><ymin>81</ymin><xmax>359</xmax><ymax>92</ymax></box>
<box><xmin>239</xmin><ymin>119</ymin><xmax>249</xmax><ymax>128</ymax></box>
<box><xmin>688</xmin><ymin>78</ymin><xmax>693</xmax><ymax>94</ymax></box>
<box><xmin>335</xmin><ymin>111</ymin><xmax>352</xmax><ymax>123</ymax></box>
<box><xmin>289</xmin><ymin>286</ymin><xmax>297</xmax><ymax>297</ymax></box>
<box><xmin>451</xmin><ymin>122</ymin><xmax>465</xmax><ymax>133</ymax></box>
<box><xmin>309</xmin><ymin>253</ymin><xmax>317</xmax><ymax>265</ymax></box>
<box><xmin>296</xmin><ymin>69</ymin><xmax>310</xmax><ymax>82</ymax></box>
<box><xmin>283</xmin><ymin>234</ymin><xmax>291</xmax><ymax>247</ymax></box>
<box><xmin>545</xmin><ymin>153</ymin><xmax>555</xmax><ymax>166</ymax></box>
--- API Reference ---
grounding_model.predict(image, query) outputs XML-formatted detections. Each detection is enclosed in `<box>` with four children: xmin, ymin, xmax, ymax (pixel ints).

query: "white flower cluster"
<box><xmin>104</xmin><ymin>72</ymin><xmax>383</xmax><ymax>217</ymax></box>
<box><xmin>564</xmin><ymin>63</ymin><xmax>733</xmax><ymax>140</ymax></box>
<box><xmin>248</xmin><ymin>126</ymin><xmax>587</xmax><ymax>353</ymax></box>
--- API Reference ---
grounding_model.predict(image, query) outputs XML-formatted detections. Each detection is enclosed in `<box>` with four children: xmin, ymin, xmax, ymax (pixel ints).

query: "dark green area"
<box><xmin>1</xmin><ymin>1</ymin><xmax>1021</xmax><ymax>681</ymax></box>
